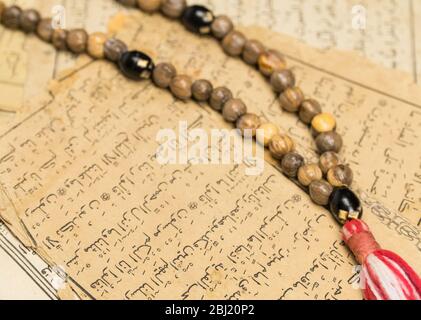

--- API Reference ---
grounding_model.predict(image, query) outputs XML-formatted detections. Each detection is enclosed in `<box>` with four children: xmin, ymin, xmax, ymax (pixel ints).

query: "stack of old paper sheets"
<box><xmin>0</xmin><ymin>0</ymin><xmax>420</xmax><ymax>300</ymax></box>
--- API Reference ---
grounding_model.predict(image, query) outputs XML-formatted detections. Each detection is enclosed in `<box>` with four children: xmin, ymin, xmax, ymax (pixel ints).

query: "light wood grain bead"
<box><xmin>243</xmin><ymin>40</ymin><xmax>265</xmax><ymax>65</ymax></box>
<box><xmin>256</xmin><ymin>123</ymin><xmax>279</xmax><ymax>147</ymax></box>
<box><xmin>316</xmin><ymin>131</ymin><xmax>343</xmax><ymax>153</ymax></box>
<box><xmin>309</xmin><ymin>180</ymin><xmax>333</xmax><ymax>206</ymax></box>
<box><xmin>319</xmin><ymin>152</ymin><xmax>340</xmax><ymax>174</ymax></box>
<box><xmin>258</xmin><ymin>50</ymin><xmax>286</xmax><ymax>77</ymax></box>
<box><xmin>67</xmin><ymin>29</ymin><xmax>88</xmax><ymax>54</ymax></box>
<box><xmin>52</xmin><ymin>29</ymin><xmax>68</xmax><ymax>50</ymax></box>
<box><xmin>137</xmin><ymin>0</ymin><xmax>161</xmax><ymax>12</ymax></box>
<box><xmin>87</xmin><ymin>32</ymin><xmax>107</xmax><ymax>59</ymax></box>
<box><xmin>104</xmin><ymin>38</ymin><xmax>128</xmax><ymax>62</ymax></box>
<box><xmin>281</xmin><ymin>152</ymin><xmax>304</xmax><ymax>178</ymax></box>
<box><xmin>279</xmin><ymin>87</ymin><xmax>304</xmax><ymax>113</ymax></box>
<box><xmin>222</xmin><ymin>31</ymin><xmax>247</xmax><ymax>57</ymax></box>
<box><xmin>169</xmin><ymin>75</ymin><xmax>192</xmax><ymax>100</ymax></box>
<box><xmin>161</xmin><ymin>0</ymin><xmax>186</xmax><ymax>18</ymax></box>
<box><xmin>299</xmin><ymin>99</ymin><xmax>322</xmax><ymax>124</ymax></box>
<box><xmin>222</xmin><ymin>98</ymin><xmax>247</xmax><ymax>122</ymax></box>
<box><xmin>210</xmin><ymin>87</ymin><xmax>233</xmax><ymax>111</ymax></box>
<box><xmin>192</xmin><ymin>79</ymin><xmax>213</xmax><ymax>102</ymax></box>
<box><xmin>2</xmin><ymin>5</ymin><xmax>21</xmax><ymax>29</ymax></box>
<box><xmin>20</xmin><ymin>9</ymin><xmax>40</xmax><ymax>33</ymax></box>
<box><xmin>311</xmin><ymin>113</ymin><xmax>336</xmax><ymax>134</ymax></box>
<box><xmin>269</xmin><ymin>134</ymin><xmax>295</xmax><ymax>160</ymax></box>
<box><xmin>270</xmin><ymin>69</ymin><xmax>295</xmax><ymax>93</ymax></box>
<box><xmin>298</xmin><ymin>164</ymin><xmax>323</xmax><ymax>187</ymax></box>
<box><xmin>152</xmin><ymin>63</ymin><xmax>177</xmax><ymax>88</ymax></box>
<box><xmin>211</xmin><ymin>15</ymin><xmax>233</xmax><ymax>39</ymax></box>
<box><xmin>236</xmin><ymin>113</ymin><xmax>261</xmax><ymax>137</ymax></box>
<box><xmin>37</xmin><ymin>18</ymin><xmax>53</xmax><ymax>42</ymax></box>
<box><xmin>327</xmin><ymin>165</ymin><xmax>353</xmax><ymax>187</ymax></box>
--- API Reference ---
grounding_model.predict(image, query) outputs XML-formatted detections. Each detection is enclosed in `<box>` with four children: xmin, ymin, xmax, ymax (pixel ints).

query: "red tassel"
<box><xmin>342</xmin><ymin>219</ymin><xmax>421</xmax><ymax>300</ymax></box>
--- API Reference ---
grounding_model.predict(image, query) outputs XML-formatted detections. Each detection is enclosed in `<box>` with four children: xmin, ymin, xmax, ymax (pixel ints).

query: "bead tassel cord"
<box><xmin>0</xmin><ymin>0</ymin><xmax>420</xmax><ymax>300</ymax></box>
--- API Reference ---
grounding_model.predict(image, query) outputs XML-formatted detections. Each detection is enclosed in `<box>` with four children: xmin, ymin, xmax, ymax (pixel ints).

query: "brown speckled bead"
<box><xmin>281</xmin><ymin>152</ymin><xmax>304</xmax><ymax>178</ymax></box>
<box><xmin>210</xmin><ymin>87</ymin><xmax>233</xmax><ymax>111</ymax></box>
<box><xmin>279</xmin><ymin>87</ymin><xmax>304</xmax><ymax>113</ymax></box>
<box><xmin>87</xmin><ymin>32</ymin><xmax>107</xmax><ymax>59</ymax></box>
<box><xmin>161</xmin><ymin>0</ymin><xmax>186</xmax><ymax>19</ymax></box>
<box><xmin>316</xmin><ymin>131</ymin><xmax>343</xmax><ymax>153</ymax></box>
<box><xmin>258</xmin><ymin>50</ymin><xmax>286</xmax><ymax>77</ymax></box>
<box><xmin>192</xmin><ymin>79</ymin><xmax>213</xmax><ymax>102</ymax></box>
<box><xmin>298</xmin><ymin>164</ymin><xmax>323</xmax><ymax>187</ymax></box>
<box><xmin>312</xmin><ymin>113</ymin><xmax>336</xmax><ymax>135</ymax></box>
<box><xmin>299</xmin><ymin>99</ymin><xmax>322</xmax><ymax>124</ymax></box>
<box><xmin>236</xmin><ymin>113</ymin><xmax>261</xmax><ymax>137</ymax></box>
<box><xmin>269</xmin><ymin>134</ymin><xmax>295</xmax><ymax>160</ymax></box>
<box><xmin>37</xmin><ymin>18</ymin><xmax>53</xmax><ymax>42</ymax></box>
<box><xmin>20</xmin><ymin>9</ymin><xmax>40</xmax><ymax>33</ymax></box>
<box><xmin>118</xmin><ymin>0</ymin><xmax>137</xmax><ymax>6</ymax></box>
<box><xmin>242</xmin><ymin>39</ymin><xmax>265</xmax><ymax>65</ymax></box>
<box><xmin>137</xmin><ymin>0</ymin><xmax>161</xmax><ymax>12</ymax></box>
<box><xmin>153</xmin><ymin>62</ymin><xmax>177</xmax><ymax>88</ymax></box>
<box><xmin>222</xmin><ymin>31</ymin><xmax>247</xmax><ymax>57</ymax></box>
<box><xmin>2</xmin><ymin>5</ymin><xmax>22</xmax><ymax>29</ymax></box>
<box><xmin>270</xmin><ymin>69</ymin><xmax>295</xmax><ymax>93</ymax></box>
<box><xmin>211</xmin><ymin>15</ymin><xmax>233</xmax><ymax>40</ymax></box>
<box><xmin>66</xmin><ymin>29</ymin><xmax>88</xmax><ymax>54</ymax></box>
<box><xmin>319</xmin><ymin>151</ymin><xmax>340</xmax><ymax>174</ymax></box>
<box><xmin>104</xmin><ymin>38</ymin><xmax>128</xmax><ymax>62</ymax></box>
<box><xmin>256</xmin><ymin>123</ymin><xmax>279</xmax><ymax>147</ymax></box>
<box><xmin>309</xmin><ymin>180</ymin><xmax>334</xmax><ymax>206</ymax></box>
<box><xmin>327</xmin><ymin>165</ymin><xmax>353</xmax><ymax>187</ymax></box>
<box><xmin>222</xmin><ymin>98</ymin><xmax>247</xmax><ymax>122</ymax></box>
<box><xmin>52</xmin><ymin>29</ymin><xmax>68</xmax><ymax>50</ymax></box>
<box><xmin>169</xmin><ymin>75</ymin><xmax>192</xmax><ymax>100</ymax></box>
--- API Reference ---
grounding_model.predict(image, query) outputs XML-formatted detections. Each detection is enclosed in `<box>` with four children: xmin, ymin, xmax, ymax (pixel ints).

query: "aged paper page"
<box><xmin>0</xmin><ymin>12</ymin><xmax>420</xmax><ymax>300</ymax></box>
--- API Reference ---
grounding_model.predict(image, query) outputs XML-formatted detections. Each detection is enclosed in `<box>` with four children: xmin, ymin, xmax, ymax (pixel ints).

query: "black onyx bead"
<box><xmin>329</xmin><ymin>187</ymin><xmax>363</xmax><ymax>225</ymax></box>
<box><xmin>118</xmin><ymin>51</ymin><xmax>154</xmax><ymax>80</ymax></box>
<box><xmin>181</xmin><ymin>5</ymin><xmax>214</xmax><ymax>34</ymax></box>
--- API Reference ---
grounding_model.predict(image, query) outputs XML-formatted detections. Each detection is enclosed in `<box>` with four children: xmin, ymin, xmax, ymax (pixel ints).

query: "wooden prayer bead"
<box><xmin>269</xmin><ymin>134</ymin><xmax>295</xmax><ymax>160</ymax></box>
<box><xmin>279</xmin><ymin>87</ymin><xmax>304</xmax><ymax>113</ymax></box>
<box><xmin>67</xmin><ymin>29</ymin><xmax>88</xmax><ymax>54</ymax></box>
<box><xmin>309</xmin><ymin>180</ymin><xmax>333</xmax><ymax>206</ymax></box>
<box><xmin>298</xmin><ymin>164</ymin><xmax>323</xmax><ymax>187</ymax></box>
<box><xmin>222</xmin><ymin>98</ymin><xmax>247</xmax><ymax>122</ymax></box>
<box><xmin>87</xmin><ymin>32</ymin><xmax>108</xmax><ymax>59</ymax></box>
<box><xmin>37</xmin><ymin>18</ymin><xmax>53</xmax><ymax>42</ymax></box>
<box><xmin>327</xmin><ymin>165</ymin><xmax>353</xmax><ymax>187</ymax></box>
<box><xmin>161</xmin><ymin>0</ymin><xmax>186</xmax><ymax>19</ymax></box>
<box><xmin>258</xmin><ymin>50</ymin><xmax>286</xmax><ymax>77</ymax></box>
<box><xmin>210</xmin><ymin>87</ymin><xmax>233</xmax><ymax>111</ymax></box>
<box><xmin>2</xmin><ymin>5</ymin><xmax>22</xmax><ymax>29</ymax></box>
<box><xmin>312</xmin><ymin>113</ymin><xmax>336</xmax><ymax>134</ymax></box>
<box><xmin>192</xmin><ymin>79</ymin><xmax>213</xmax><ymax>101</ymax></box>
<box><xmin>319</xmin><ymin>151</ymin><xmax>340</xmax><ymax>174</ymax></box>
<box><xmin>281</xmin><ymin>152</ymin><xmax>304</xmax><ymax>178</ymax></box>
<box><xmin>104</xmin><ymin>38</ymin><xmax>128</xmax><ymax>62</ymax></box>
<box><xmin>137</xmin><ymin>0</ymin><xmax>161</xmax><ymax>12</ymax></box>
<box><xmin>52</xmin><ymin>29</ymin><xmax>68</xmax><ymax>50</ymax></box>
<box><xmin>211</xmin><ymin>15</ymin><xmax>233</xmax><ymax>39</ymax></box>
<box><xmin>153</xmin><ymin>63</ymin><xmax>177</xmax><ymax>88</ymax></box>
<box><xmin>315</xmin><ymin>131</ymin><xmax>343</xmax><ymax>153</ymax></box>
<box><xmin>20</xmin><ymin>9</ymin><xmax>40</xmax><ymax>33</ymax></box>
<box><xmin>299</xmin><ymin>99</ymin><xmax>322</xmax><ymax>124</ymax></box>
<box><xmin>236</xmin><ymin>113</ymin><xmax>261</xmax><ymax>137</ymax></box>
<box><xmin>243</xmin><ymin>40</ymin><xmax>265</xmax><ymax>65</ymax></box>
<box><xmin>270</xmin><ymin>69</ymin><xmax>295</xmax><ymax>93</ymax></box>
<box><xmin>222</xmin><ymin>31</ymin><xmax>247</xmax><ymax>57</ymax></box>
<box><xmin>256</xmin><ymin>123</ymin><xmax>279</xmax><ymax>147</ymax></box>
<box><xmin>169</xmin><ymin>75</ymin><xmax>192</xmax><ymax>100</ymax></box>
